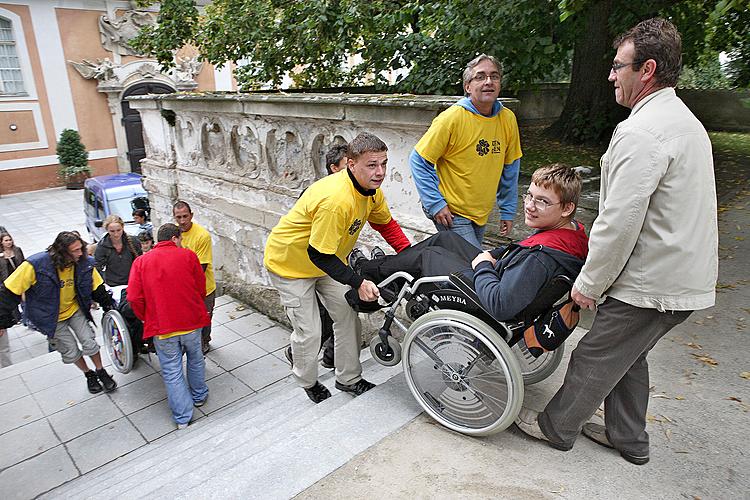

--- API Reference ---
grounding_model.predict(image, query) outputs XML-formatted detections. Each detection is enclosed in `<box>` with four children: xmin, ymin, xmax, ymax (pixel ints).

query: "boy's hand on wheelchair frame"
<box><xmin>358</xmin><ymin>280</ymin><xmax>380</xmax><ymax>302</ymax></box>
<box><xmin>471</xmin><ymin>251</ymin><xmax>496</xmax><ymax>269</ymax></box>
<box><xmin>571</xmin><ymin>286</ymin><xmax>596</xmax><ymax>310</ymax></box>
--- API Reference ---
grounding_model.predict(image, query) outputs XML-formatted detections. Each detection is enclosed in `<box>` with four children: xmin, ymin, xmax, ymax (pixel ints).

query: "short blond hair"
<box><xmin>531</xmin><ymin>164</ymin><xmax>581</xmax><ymax>217</ymax></box>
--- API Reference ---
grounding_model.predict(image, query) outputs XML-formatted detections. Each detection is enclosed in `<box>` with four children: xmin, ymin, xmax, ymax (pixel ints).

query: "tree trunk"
<box><xmin>546</xmin><ymin>0</ymin><xmax>628</xmax><ymax>144</ymax></box>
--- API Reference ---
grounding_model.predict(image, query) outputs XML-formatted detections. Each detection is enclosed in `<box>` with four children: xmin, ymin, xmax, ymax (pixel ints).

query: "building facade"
<box><xmin>0</xmin><ymin>0</ymin><xmax>233</xmax><ymax>194</ymax></box>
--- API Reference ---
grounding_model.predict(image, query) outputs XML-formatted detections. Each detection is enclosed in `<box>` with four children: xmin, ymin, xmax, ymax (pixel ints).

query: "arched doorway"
<box><xmin>121</xmin><ymin>82</ymin><xmax>174</xmax><ymax>173</ymax></box>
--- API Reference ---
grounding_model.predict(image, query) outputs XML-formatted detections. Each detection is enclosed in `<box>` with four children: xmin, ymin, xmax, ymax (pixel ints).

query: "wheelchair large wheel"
<box><xmin>512</xmin><ymin>339</ymin><xmax>565</xmax><ymax>385</ymax></box>
<box><xmin>402</xmin><ymin>310</ymin><xmax>524</xmax><ymax>436</ymax></box>
<box><xmin>101</xmin><ymin>310</ymin><xmax>134</xmax><ymax>374</ymax></box>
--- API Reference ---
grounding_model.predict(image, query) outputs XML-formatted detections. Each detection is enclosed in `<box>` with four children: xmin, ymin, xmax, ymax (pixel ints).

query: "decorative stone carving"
<box><xmin>171</xmin><ymin>56</ymin><xmax>204</xmax><ymax>90</ymax></box>
<box><xmin>68</xmin><ymin>58</ymin><xmax>119</xmax><ymax>85</ymax></box>
<box><xmin>230</xmin><ymin>125</ymin><xmax>262</xmax><ymax>179</ymax></box>
<box><xmin>201</xmin><ymin>121</ymin><xmax>228</xmax><ymax>170</ymax></box>
<box><xmin>266</xmin><ymin>129</ymin><xmax>306</xmax><ymax>189</ymax></box>
<box><xmin>99</xmin><ymin>10</ymin><xmax>156</xmax><ymax>56</ymax></box>
<box><xmin>134</xmin><ymin>63</ymin><xmax>160</xmax><ymax>80</ymax></box>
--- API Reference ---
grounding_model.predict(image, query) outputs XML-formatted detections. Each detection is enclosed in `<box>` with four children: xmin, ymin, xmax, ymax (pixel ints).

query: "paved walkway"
<box><xmin>0</xmin><ymin>188</ymin><xmax>297</xmax><ymax>499</ymax></box>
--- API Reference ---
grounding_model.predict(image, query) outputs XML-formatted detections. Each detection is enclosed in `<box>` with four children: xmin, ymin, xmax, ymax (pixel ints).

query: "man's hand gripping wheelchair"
<box><xmin>356</xmin><ymin>271</ymin><xmax>573</xmax><ymax>436</ymax></box>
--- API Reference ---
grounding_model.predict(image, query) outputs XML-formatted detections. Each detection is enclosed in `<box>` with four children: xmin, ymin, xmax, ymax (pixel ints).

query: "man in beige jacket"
<box><xmin>516</xmin><ymin>18</ymin><xmax>718</xmax><ymax>465</ymax></box>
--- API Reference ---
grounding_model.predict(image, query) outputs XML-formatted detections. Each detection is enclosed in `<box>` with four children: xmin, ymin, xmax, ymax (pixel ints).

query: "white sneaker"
<box><xmin>176</xmin><ymin>422</ymin><xmax>189</xmax><ymax>430</ymax></box>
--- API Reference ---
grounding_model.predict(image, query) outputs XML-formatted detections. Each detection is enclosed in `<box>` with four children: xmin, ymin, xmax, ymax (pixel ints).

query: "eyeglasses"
<box><xmin>524</xmin><ymin>192</ymin><xmax>560</xmax><ymax>212</ymax></box>
<box><xmin>471</xmin><ymin>72</ymin><xmax>501</xmax><ymax>83</ymax></box>
<box><xmin>611</xmin><ymin>61</ymin><xmax>642</xmax><ymax>72</ymax></box>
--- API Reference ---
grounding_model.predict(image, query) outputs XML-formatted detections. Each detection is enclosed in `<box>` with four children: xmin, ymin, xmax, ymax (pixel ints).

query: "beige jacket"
<box><xmin>575</xmin><ymin>88</ymin><xmax>717</xmax><ymax>311</ymax></box>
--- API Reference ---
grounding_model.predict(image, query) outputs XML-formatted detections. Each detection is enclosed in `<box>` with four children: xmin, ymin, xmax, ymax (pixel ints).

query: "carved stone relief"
<box><xmin>201</xmin><ymin>121</ymin><xmax>227</xmax><ymax>171</ymax></box>
<box><xmin>265</xmin><ymin>129</ymin><xmax>306</xmax><ymax>189</ymax></box>
<box><xmin>312</xmin><ymin>134</ymin><xmax>347</xmax><ymax>180</ymax></box>
<box><xmin>230</xmin><ymin>125</ymin><xmax>262</xmax><ymax>179</ymax></box>
<box><xmin>99</xmin><ymin>10</ymin><xmax>156</xmax><ymax>56</ymax></box>
<box><xmin>68</xmin><ymin>58</ymin><xmax>119</xmax><ymax>86</ymax></box>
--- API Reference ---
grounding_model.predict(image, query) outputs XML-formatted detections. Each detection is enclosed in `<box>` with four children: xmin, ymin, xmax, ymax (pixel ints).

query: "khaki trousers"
<box><xmin>269</xmin><ymin>272</ymin><xmax>362</xmax><ymax>388</ymax></box>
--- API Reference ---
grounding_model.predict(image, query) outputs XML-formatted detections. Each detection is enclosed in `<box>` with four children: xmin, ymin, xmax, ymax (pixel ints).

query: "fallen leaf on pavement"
<box><xmin>686</xmin><ymin>342</ymin><xmax>702</xmax><ymax>349</ymax></box>
<box><xmin>690</xmin><ymin>353</ymin><xmax>718</xmax><ymax>366</ymax></box>
<box><xmin>740</xmin><ymin>372</ymin><xmax>750</xmax><ymax>380</ymax></box>
<box><xmin>652</xmin><ymin>394</ymin><xmax>670</xmax><ymax>399</ymax></box>
<box><xmin>236</xmin><ymin>305</ymin><xmax>246</xmax><ymax>311</ymax></box>
<box><xmin>675</xmin><ymin>396</ymin><xmax>686</xmax><ymax>400</ymax></box>
<box><xmin>727</xmin><ymin>396</ymin><xmax>742</xmax><ymax>402</ymax></box>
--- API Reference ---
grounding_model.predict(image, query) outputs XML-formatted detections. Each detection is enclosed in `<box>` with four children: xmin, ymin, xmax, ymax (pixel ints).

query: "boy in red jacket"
<box><xmin>127</xmin><ymin>223</ymin><xmax>210</xmax><ymax>429</ymax></box>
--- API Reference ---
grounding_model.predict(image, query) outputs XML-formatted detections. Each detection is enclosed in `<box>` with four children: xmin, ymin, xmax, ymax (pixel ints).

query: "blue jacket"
<box><xmin>410</xmin><ymin>97</ymin><xmax>521</xmax><ymax>220</ymax></box>
<box><xmin>473</xmin><ymin>244</ymin><xmax>584</xmax><ymax>322</ymax></box>
<box><xmin>25</xmin><ymin>252</ymin><xmax>95</xmax><ymax>337</ymax></box>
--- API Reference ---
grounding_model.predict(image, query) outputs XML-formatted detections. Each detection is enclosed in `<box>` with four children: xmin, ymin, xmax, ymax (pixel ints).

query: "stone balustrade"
<box><xmin>128</xmin><ymin>92</ymin><xmax>518</xmax><ymax>320</ymax></box>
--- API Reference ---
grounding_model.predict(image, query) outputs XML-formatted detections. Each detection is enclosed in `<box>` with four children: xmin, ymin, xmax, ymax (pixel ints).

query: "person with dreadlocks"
<box><xmin>0</xmin><ymin>231</ymin><xmax>118</xmax><ymax>394</ymax></box>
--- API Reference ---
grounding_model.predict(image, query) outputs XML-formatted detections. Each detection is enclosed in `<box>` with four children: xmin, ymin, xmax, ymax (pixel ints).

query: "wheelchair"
<box><xmin>365</xmin><ymin>271</ymin><xmax>573</xmax><ymax>436</ymax></box>
<box><xmin>100</xmin><ymin>285</ymin><xmax>142</xmax><ymax>374</ymax></box>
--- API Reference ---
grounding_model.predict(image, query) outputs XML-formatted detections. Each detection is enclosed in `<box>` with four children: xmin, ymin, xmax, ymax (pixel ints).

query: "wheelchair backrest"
<box><xmin>516</xmin><ymin>275</ymin><xmax>573</xmax><ymax>326</ymax></box>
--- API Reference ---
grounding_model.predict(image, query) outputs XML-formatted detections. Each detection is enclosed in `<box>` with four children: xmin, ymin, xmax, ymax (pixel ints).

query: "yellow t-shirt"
<box><xmin>181</xmin><ymin>222</ymin><xmax>216</xmax><ymax>296</ymax></box>
<box><xmin>264</xmin><ymin>169</ymin><xmax>393</xmax><ymax>279</ymax></box>
<box><xmin>415</xmin><ymin>105</ymin><xmax>522</xmax><ymax>225</ymax></box>
<box><xmin>157</xmin><ymin>330</ymin><xmax>193</xmax><ymax>340</ymax></box>
<box><xmin>4</xmin><ymin>261</ymin><xmax>104</xmax><ymax>321</ymax></box>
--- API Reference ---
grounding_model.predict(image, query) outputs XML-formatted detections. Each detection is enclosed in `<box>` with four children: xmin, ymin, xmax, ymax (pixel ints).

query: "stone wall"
<box><xmin>501</xmin><ymin>84</ymin><xmax>750</xmax><ymax>132</ymax></box>
<box><xmin>128</xmin><ymin>93</ymin><xmax>519</xmax><ymax>322</ymax></box>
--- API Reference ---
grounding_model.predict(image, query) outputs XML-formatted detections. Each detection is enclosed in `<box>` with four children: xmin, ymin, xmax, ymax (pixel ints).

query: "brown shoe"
<box><xmin>202</xmin><ymin>338</ymin><xmax>211</xmax><ymax>354</ymax></box>
<box><xmin>582</xmin><ymin>423</ymin><xmax>649</xmax><ymax>465</ymax></box>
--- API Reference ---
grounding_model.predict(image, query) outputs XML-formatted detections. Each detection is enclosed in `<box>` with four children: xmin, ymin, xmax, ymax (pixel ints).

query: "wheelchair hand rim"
<box><xmin>101</xmin><ymin>310</ymin><xmax>135</xmax><ymax>374</ymax></box>
<box><xmin>402</xmin><ymin>310</ymin><xmax>524</xmax><ymax>436</ymax></box>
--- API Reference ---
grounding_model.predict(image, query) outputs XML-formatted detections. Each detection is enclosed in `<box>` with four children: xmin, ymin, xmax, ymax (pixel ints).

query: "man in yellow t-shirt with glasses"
<box><xmin>173</xmin><ymin>200</ymin><xmax>216</xmax><ymax>354</ymax></box>
<box><xmin>410</xmin><ymin>54</ymin><xmax>522</xmax><ymax>249</ymax></box>
<box><xmin>265</xmin><ymin>132</ymin><xmax>397</xmax><ymax>404</ymax></box>
<box><xmin>0</xmin><ymin>231</ymin><xmax>118</xmax><ymax>394</ymax></box>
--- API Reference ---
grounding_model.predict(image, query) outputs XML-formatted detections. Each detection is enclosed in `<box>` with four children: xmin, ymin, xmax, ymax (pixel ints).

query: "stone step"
<box><xmin>160</xmin><ymin>371</ymin><xmax>421</xmax><ymax>499</ymax></box>
<box><xmin>43</xmin><ymin>356</ymin><xmax>408</xmax><ymax>499</ymax></box>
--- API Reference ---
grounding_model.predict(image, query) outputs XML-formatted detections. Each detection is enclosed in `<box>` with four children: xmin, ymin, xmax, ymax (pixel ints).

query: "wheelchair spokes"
<box><xmin>403</xmin><ymin>310</ymin><xmax>524</xmax><ymax>436</ymax></box>
<box><xmin>101</xmin><ymin>310</ymin><xmax>135</xmax><ymax>374</ymax></box>
<box><xmin>511</xmin><ymin>338</ymin><xmax>565</xmax><ymax>385</ymax></box>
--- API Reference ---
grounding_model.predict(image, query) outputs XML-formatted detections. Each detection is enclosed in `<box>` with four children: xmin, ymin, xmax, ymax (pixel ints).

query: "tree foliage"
<box><xmin>131</xmin><ymin>0</ymin><xmax>749</xmax><ymax>143</ymax></box>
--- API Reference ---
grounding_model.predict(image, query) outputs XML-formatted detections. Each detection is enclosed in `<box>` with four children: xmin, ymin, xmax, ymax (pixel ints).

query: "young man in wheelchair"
<box><xmin>351</xmin><ymin>163</ymin><xmax>588</xmax><ymax>324</ymax></box>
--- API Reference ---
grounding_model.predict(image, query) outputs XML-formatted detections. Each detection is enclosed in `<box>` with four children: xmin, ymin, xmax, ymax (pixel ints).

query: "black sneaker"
<box><xmin>347</xmin><ymin>248</ymin><xmax>368</xmax><ymax>274</ymax></box>
<box><xmin>304</xmin><ymin>382</ymin><xmax>331</xmax><ymax>404</ymax></box>
<box><xmin>335</xmin><ymin>379</ymin><xmax>376</xmax><ymax>396</ymax></box>
<box><xmin>85</xmin><ymin>370</ymin><xmax>103</xmax><ymax>394</ymax></box>
<box><xmin>321</xmin><ymin>356</ymin><xmax>334</xmax><ymax>370</ymax></box>
<box><xmin>284</xmin><ymin>346</ymin><xmax>294</xmax><ymax>367</ymax></box>
<box><xmin>370</xmin><ymin>245</ymin><xmax>386</xmax><ymax>260</ymax></box>
<box><xmin>96</xmin><ymin>368</ymin><xmax>117</xmax><ymax>392</ymax></box>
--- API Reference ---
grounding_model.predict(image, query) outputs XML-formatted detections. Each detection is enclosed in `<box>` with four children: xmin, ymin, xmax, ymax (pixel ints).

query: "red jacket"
<box><xmin>127</xmin><ymin>241</ymin><xmax>209</xmax><ymax>339</ymax></box>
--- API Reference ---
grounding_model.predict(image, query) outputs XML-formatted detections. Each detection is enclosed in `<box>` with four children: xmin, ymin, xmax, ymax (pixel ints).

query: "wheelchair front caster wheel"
<box><xmin>370</xmin><ymin>335</ymin><xmax>401</xmax><ymax>366</ymax></box>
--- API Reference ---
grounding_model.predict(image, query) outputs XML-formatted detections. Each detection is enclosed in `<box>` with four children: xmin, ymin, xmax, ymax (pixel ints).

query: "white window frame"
<box><xmin>0</xmin><ymin>8</ymin><xmax>37</xmax><ymax>101</ymax></box>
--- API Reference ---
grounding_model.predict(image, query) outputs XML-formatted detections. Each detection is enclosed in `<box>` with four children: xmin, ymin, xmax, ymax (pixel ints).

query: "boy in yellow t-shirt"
<box><xmin>0</xmin><ymin>232</ymin><xmax>118</xmax><ymax>394</ymax></box>
<box><xmin>265</xmin><ymin>132</ymin><xmax>397</xmax><ymax>404</ymax></box>
<box><xmin>173</xmin><ymin>201</ymin><xmax>216</xmax><ymax>354</ymax></box>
